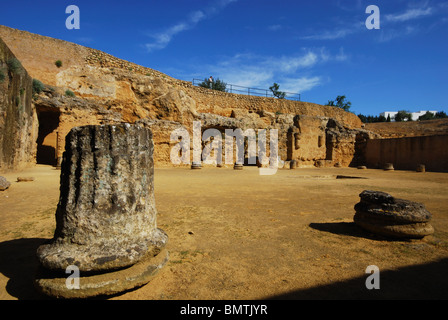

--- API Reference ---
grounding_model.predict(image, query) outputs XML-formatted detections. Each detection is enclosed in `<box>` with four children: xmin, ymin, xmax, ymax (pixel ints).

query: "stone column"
<box><xmin>233</xmin><ymin>163</ymin><xmax>243</xmax><ymax>170</ymax></box>
<box><xmin>383</xmin><ymin>163</ymin><xmax>394</xmax><ymax>171</ymax></box>
<box><xmin>416</xmin><ymin>164</ymin><xmax>426</xmax><ymax>172</ymax></box>
<box><xmin>353</xmin><ymin>190</ymin><xmax>434</xmax><ymax>239</ymax></box>
<box><xmin>35</xmin><ymin>123</ymin><xmax>168</xmax><ymax>298</ymax></box>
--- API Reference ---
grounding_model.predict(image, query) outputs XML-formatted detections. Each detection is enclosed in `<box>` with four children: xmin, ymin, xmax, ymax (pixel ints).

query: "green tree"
<box><xmin>418</xmin><ymin>111</ymin><xmax>435</xmax><ymax>121</ymax></box>
<box><xmin>394</xmin><ymin>110</ymin><xmax>412</xmax><ymax>122</ymax></box>
<box><xmin>326</xmin><ymin>95</ymin><xmax>351</xmax><ymax>112</ymax></box>
<box><xmin>198</xmin><ymin>77</ymin><xmax>227</xmax><ymax>92</ymax></box>
<box><xmin>357</xmin><ymin>113</ymin><xmax>387</xmax><ymax>123</ymax></box>
<box><xmin>269</xmin><ymin>83</ymin><xmax>286</xmax><ymax>99</ymax></box>
<box><xmin>357</xmin><ymin>114</ymin><xmax>367</xmax><ymax>123</ymax></box>
<box><xmin>435</xmin><ymin>111</ymin><xmax>448</xmax><ymax>119</ymax></box>
<box><xmin>55</xmin><ymin>60</ymin><xmax>63</xmax><ymax>68</ymax></box>
<box><xmin>386</xmin><ymin>114</ymin><xmax>391</xmax><ymax>122</ymax></box>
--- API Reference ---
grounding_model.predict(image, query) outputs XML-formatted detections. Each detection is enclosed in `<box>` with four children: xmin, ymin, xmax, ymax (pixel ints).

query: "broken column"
<box><xmin>234</xmin><ymin>163</ymin><xmax>243</xmax><ymax>170</ymax></box>
<box><xmin>35</xmin><ymin>123</ymin><xmax>168</xmax><ymax>298</ymax></box>
<box><xmin>416</xmin><ymin>164</ymin><xmax>426</xmax><ymax>172</ymax></box>
<box><xmin>354</xmin><ymin>190</ymin><xmax>434</xmax><ymax>239</ymax></box>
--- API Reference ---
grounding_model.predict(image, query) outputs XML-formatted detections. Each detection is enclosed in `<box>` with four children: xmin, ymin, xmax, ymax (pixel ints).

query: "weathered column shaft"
<box><xmin>37</xmin><ymin>123</ymin><xmax>167</xmax><ymax>273</ymax></box>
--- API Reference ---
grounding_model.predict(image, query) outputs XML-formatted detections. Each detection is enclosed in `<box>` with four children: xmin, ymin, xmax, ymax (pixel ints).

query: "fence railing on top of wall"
<box><xmin>192</xmin><ymin>79</ymin><xmax>301</xmax><ymax>101</ymax></box>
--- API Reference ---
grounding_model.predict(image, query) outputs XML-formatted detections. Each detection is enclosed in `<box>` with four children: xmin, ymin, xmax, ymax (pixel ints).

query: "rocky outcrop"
<box><xmin>0</xmin><ymin>37</ymin><xmax>38</xmax><ymax>171</ymax></box>
<box><xmin>354</xmin><ymin>190</ymin><xmax>434</xmax><ymax>239</ymax></box>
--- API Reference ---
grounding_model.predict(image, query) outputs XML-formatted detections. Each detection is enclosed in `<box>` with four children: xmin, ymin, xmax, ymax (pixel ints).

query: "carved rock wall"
<box><xmin>0</xmin><ymin>37</ymin><xmax>38</xmax><ymax>171</ymax></box>
<box><xmin>0</xmin><ymin>25</ymin><xmax>364</xmax><ymax>169</ymax></box>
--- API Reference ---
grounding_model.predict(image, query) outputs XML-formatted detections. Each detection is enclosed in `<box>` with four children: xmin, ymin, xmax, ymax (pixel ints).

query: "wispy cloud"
<box><xmin>300</xmin><ymin>27</ymin><xmax>356</xmax><ymax>40</ymax></box>
<box><xmin>385</xmin><ymin>7</ymin><xmax>433</xmax><ymax>23</ymax></box>
<box><xmin>378</xmin><ymin>2</ymin><xmax>439</xmax><ymax>42</ymax></box>
<box><xmin>300</xmin><ymin>20</ymin><xmax>364</xmax><ymax>40</ymax></box>
<box><xmin>276</xmin><ymin>51</ymin><xmax>319</xmax><ymax>72</ymax></box>
<box><xmin>203</xmin><ymin>48</ymin><xmax>347</xmax><ymax>93</ymax></box>
<box><xmin>267</xmin><ymin>24</ymin><xmax>283</xmax><ymax>31</ymax></box>
<box><xmin>145</xmin><ymin>0</ymin><xmax>237</xmax><ymax>52</ymax></box>
<box><xmin>377</xmin><ymin>25</ymin><xmax>418</xmax><ymax>42</ymax></box>
<box><xmin>281</xmin><ymin>76</ymin><xmax>323</xmax><ymax>93</ymax></box>
<box><xmin>301</xmin><ymin>2</ymin><xmax>442</xmax><ymax>42</ymax></box>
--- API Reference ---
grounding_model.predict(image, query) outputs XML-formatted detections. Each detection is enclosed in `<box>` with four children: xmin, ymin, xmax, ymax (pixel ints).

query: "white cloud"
<box><xmin>334</xmin><ymin>47</ymin><xmax>348</xmax><ymax>61</ymax></box>
<box><xmin>190</xmin><ymin>10</ymin><xmax>206</xmax><ymax>24</ymax></box>
<box><xmin>281</xmin><ymin>76</ymin><xmax>323</xmax><ymax>93</ymax></box>
<box><xmin>300</xmin><ymin>19</ymin><xmax>365</xmax><ymax>41</ymax></box>
<box><xmin>301</xmin><ymin>3</ymin><xmax>436</xmax><ymax>42</ymax></box>
<box><xmin>268</xmin><ymin>24</ymin><xmax>282</xmax><ymax>31</ymax></box>
<box><xmin>225</xmin><ymin>70</ymin><xmax>273</xmax><ymax>88</ymax></box>
<box><xmin>276</xmin><ymin>52</ymin><xmax>319</xmax><ymax>72</ymax></box>
<box><xmin>377</xmin><ymin>25</ymin><xmax>418</xmax><ymax>42</ymax></box>
<box><xmin>385</xmin><ymin>7</ymin><xmax>433</xmax><ymax>23</ymax></box>
<box><xmin>202</xmin><ymin>48</ymin><xmax>346</xmax><ymax>93</ymax></box>
<box><xmin>145</xmin><ymin>0</ymin><xmax>236</xmax><ymax>52</ymax></box>
<box><xmin>145</xmin><ymin>23</ymin><xmax>189</xmax><ymax>52</ymax></box>
<box><xmin>300</xmin><ymin>28</ymin><xmax>355</xmax><ymax>40</ymax></box>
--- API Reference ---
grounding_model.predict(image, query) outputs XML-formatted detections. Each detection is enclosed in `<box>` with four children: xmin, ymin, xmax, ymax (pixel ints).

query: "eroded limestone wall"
<box><xmin>0</xmin><ymin>25</ymin><xmax>361</xmax><ymax>130</ymax></box>
<box><xmin>0</xmin><ymin>37</ymin><xmax>37</xmax><ymax>171</ymax></box>
<box><xmin>0</xmin><ymin>25</ymin><xmax>364</xmax><ymax>169</ymax></box>
<box><xmin>365</xmin><ymin>135</ymin><xmax>448</xmax><ymax>172</ymax></box>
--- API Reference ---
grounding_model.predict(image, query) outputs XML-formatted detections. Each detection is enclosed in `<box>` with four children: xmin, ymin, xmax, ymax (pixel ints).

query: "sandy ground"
<box><xmin>1</xmin><ymin>164</ymin><xmax>448</xmax><ymax>300</ymax></box>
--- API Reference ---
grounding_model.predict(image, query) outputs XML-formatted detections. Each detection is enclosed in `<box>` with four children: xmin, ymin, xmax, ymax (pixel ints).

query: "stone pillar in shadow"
<box><xmin>35</xmin><ymin>123</ymin><xmax>168</xmax><ymax>298</ymax></box>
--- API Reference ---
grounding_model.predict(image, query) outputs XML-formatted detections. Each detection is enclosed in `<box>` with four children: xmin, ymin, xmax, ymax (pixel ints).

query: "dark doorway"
<box><xmin>36</xmin><ymin>107</ymin><xmax>60</xmax><ymax>166</ymax></box>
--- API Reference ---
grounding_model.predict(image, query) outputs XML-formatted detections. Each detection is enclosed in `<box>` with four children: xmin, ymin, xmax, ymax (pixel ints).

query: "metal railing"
<box><xmin>192</xmin><ymin>79</ymin><xmax>301</xmax><ymax>101</ymax></box>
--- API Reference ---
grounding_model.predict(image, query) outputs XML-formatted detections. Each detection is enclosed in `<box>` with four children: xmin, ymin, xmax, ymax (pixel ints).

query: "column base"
<box><xmin>34</xmin><ymin>248</ymin><xmax>169</xmax><ymax>299</ymax></box>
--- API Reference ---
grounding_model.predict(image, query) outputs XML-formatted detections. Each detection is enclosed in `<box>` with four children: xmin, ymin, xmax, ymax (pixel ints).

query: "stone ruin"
<box><xmin>354</xmin><ymin>190</ymin><xmax>434</xmax><ymax>239</ymax></box>
<box><xmin>2</xmin><ymin>26</ymin><xmax>448</xmax><ymax>173</ymax></box>
<box><xmin>0</xmin><ymin>176</ymin><xmax>10</xmax><ymax>191</ymax></box>
<box><xmin>34</xmin><ymin>123</ymin><xmax>168</xmax><ymax>298</ymax></box>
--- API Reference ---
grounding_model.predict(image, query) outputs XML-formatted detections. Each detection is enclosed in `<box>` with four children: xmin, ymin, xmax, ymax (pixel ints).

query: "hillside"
<box><xmin>364</xmin><ymin>119</ymin><xmax>448</xmax><ymax>138</ymax></box>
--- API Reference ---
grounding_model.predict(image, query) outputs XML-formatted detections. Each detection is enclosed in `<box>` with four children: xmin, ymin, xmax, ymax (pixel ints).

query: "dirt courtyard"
<box><xmin>1</xmin><ymin>164</ymin><xmax>448</xmax><ymax>300</ymax></box>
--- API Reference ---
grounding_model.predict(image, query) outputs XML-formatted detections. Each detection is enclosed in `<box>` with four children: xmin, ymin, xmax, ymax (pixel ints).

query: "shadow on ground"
<box><xmin>0</xmin><ymin>238</ymin><xmax>49</xmax><ymax>299</ymax></box>
<box><xmin>266</xmin><ymin>257</ymin><xmax>448</xmax><ymax>299</ymax></box>
<box><xmin>266</xmin><ymin>221</ymin><xmax>448</xmax><ymax>299</ymax></box>
<box><xmin>309</xmin><ymin>221</ymin><xmax>405</xmax><ymax>241</ymax></box>
<box><xmin>2</xmin><ymin>235</ymin><xmax>448</xmax><ymax>300</ymax></box>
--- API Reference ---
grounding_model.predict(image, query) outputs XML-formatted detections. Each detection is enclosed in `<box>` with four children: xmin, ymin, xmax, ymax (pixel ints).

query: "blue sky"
<box><xmin>1</xmin><ymin>0</ymin><xmax>447</xmax><ymax>116</ymax></box>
